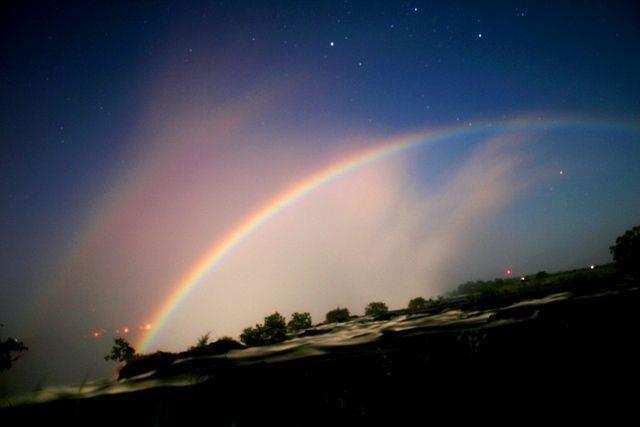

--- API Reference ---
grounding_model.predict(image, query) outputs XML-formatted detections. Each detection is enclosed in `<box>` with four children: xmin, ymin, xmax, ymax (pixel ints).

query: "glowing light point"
<box><xmin>521</xmin><ymin>277</ymin><xmax>526</xmax><ymax>281</ymax></box>
<box><xmin>330</xmin><ymin>41</ymin><xmax>334</xmax><ymax>47</ymax></box>
<box><xmin>93</xmin><ymin>331</ymin><xmax>100</xmax><ymax>338</ymax></box>
<box><xmin>559</xmin><ymin>170</ymin><xmax>564</xmax><ymax>175</ymax></box>
<box><xmin>145</xmin><ymin>323</ymin><xmax>151</xmax><ymax>330</ymax></box>
<box><xmin>123</xmin><ymin>327</ymin><xmax>130</xmax><ymax>334</ymax></box>
<box><xmin>590</xmin><ymin>265</ymin><xmax>595</xmax><ymax>270</ymax></box>
<box><xmin>478</xmin><ymin>33</ymin><xmax>482</xmax><ymax>38</ymax></box>
<box><xmin>506</xmin><ymin>268</ymin><xmax>513</xmax><ymax>276</ymax></box>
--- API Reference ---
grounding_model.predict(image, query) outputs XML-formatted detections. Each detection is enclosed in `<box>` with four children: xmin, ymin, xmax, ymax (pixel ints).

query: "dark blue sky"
<box><xmin>2</xmin><ymin>0</ymin><xmax>638</xmax><ymax>256</ymax></box>
<box><xmin>1</xmin><ymin>0</ymin><xmax>640</xmax><ymax>392</ymax></box>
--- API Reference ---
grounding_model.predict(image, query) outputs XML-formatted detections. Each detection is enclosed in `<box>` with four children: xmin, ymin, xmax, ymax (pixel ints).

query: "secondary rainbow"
<box><xmin>137</xmin><ymin>116</ymin><xmax>639</xmax><ymax>351</ymax></box>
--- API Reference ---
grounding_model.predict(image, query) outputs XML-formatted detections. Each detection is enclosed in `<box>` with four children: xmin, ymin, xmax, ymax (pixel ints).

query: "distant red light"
<box><xmin>93</xmin><ymin>331</ymin><xmax>100</xmax><ymax>338</ymax></box>
<box><xmin>506</xmin><ymin>269</ymin><xmax>513</xmax><ymax>276</ymax></box>
<box><xmin>123</xmin><ymin>327</ymin><xmax>129</xmax><ymax>334</ymax></box>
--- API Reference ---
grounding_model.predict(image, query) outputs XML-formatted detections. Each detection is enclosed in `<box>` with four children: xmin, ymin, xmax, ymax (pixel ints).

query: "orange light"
<box><xmin>93</xmin><ymin>331</ymin><xmax>100</xmax><ymax>338</ymax></box>
<box><xmin>123</xmin><ymin>327</ymin><xmax>129</xmax><ymax>334</ymax></box>
<box><xmin>145</xmin><ymin>323</ymin><xmax>151</xmax><ymax>330</ymax></box>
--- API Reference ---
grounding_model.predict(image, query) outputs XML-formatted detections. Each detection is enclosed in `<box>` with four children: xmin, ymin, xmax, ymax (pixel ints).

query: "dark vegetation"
<box><xmin>117</xmin><ymin>336</ymin><xmax>246</xmax><ymax>380</ymax></box>
<box><xmin>407</xmin><ymin>296</ymin><xmax>439</xmax><ymax>312</ymax></box>
<box><xmin>364</xmin><ymin>301</ymin><xmax>388</xmax><ymax>317</ymax></box>
<box><xmin>610</xmin><ymin>224</ymin><xmax>640</xmax><ymax>279</ymax></box>
<box><xmin>0</xmin><ymin>325</ymin><xmax>28</xmax><ymax>374</ymax></box>
<box><xmin>325</xmin><ymin>307</ymin><xmax>351</xmax><ymax>323</ymax></box>
<box><xmin>3</xmin><ymin>224</ymin><xmax>639</xmax><ymax>423</ymax></box>
<box><xmin>193</xmin><ymin>332</ymin><xmax>211</xmax><ymax>349</ymax></box>
<box><xmin>113</xmin><ymin>223</ymin><xmax>640</xmax><ymax>381</ymax></box>
<box><xmin>449</xmin><ymin>263</ymin><xmax>619</xmax><ymax>309</ymax></box>
<box><xmin>104</xmin><ymin>338</ymin><xmax>136</xmax><ymax>363</ymax></box>
<box><xmin>6</xmin><ymin>271</ymin><xmax>638</xmax><ymax>424</ymax></box>
<box><xmin>287</xmin><ymin>312</ymin><xmax>312</xmax><ymax>332</ymax></box>
<box><xmin>240</xmin><ymin>312</ymin><xmax>287</xmax><ymax>346</ymax></box>
<box><xmin>407</xmin><ymin>296</ymin><xmax>427</xmax><ymax>312</ymax></box>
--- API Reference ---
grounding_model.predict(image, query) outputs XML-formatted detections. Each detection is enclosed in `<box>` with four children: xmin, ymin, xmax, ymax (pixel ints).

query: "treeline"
<box><xmin>449</xmin><ymin>265</ymin><xmax>617</xmax><ymax>304</ymax></box>
<box><xmin>104</xmin><ymin>223</ymin><xmax>639</xmax><ymax>373</ymax></box>
<box><xmin>236</xmin><ymin>298</ymin><xmax>444</xmax><ymax>347</ymax></box>
<box><xmin>101</xmin><ymin>263</ymin><xmax>617</xmax><ymax>369</ymax></box>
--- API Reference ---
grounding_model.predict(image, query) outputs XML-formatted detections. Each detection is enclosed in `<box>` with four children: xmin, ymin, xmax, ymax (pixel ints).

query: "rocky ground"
<box><xmin>2</xmin><ymin>277</ymin><xmax>638</xmax><ymax>425</ymax></box>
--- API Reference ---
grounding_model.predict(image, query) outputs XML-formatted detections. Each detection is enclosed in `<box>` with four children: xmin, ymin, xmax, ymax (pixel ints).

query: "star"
<box><xmin>478</xmin><ymin>33</ymin><xmax>483</xmax><ymax>38</ymax></box>
<box><xmin>330</xmin><ymin>41</ymin><xmax>334</xmax><ymax>47</ymax></box>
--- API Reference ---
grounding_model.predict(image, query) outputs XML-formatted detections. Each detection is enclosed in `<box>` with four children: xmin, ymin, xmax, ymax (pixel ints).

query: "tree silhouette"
<box><xmin>287</xmin><ymin>312</ymin><xmax>312</xmax><ymax>332</ymax></box>
<box><xmin>104</xmin><ymin>337</ymin><xmax>136</xmax><ymax>362</ymax></box>
<box><xmin>194</xmin><ymin>332</ymin><xmax>211</xmax><ymax>349</ymax></box>
<box><xmin>535</xmin><ymin>271</ymin><xmax>549</xmax><ymax>279</ymax></box>
<box><xmin>365</xmin><ymin>302</ymin><xmax>388</xmax><ymax>316</ymax></box>
<box><xmin>325</xmin><ymin>307</ymin><xmax>350</xmax><ymax>323</ymax></box>
<box><xmin>240</xmin><ymin>325</ymin><xmax>264</xmax><ymax>347</ymax></box>
<box><xmin>610</xmin><ymin>225</ymin><xmax>640</xmax><ymax>279</ymax></box>
<box><xmin>0</xmin><ymin>326</ymin><xmax>28</xmax><ymax>373</ymax></box>
<box><xmin>408</xmin><ymin>297</ymin><xmax>428</xmax><ymax>312</ymax></box>
<box><xmin>240</xmin><ymin>312</ymin><xmax>287</xmax><ymax>346</ymax></box>
<box><xmin>263</xmin><ymin>312</ymin><xmax>287</xmax><ymax>343</ymax></box>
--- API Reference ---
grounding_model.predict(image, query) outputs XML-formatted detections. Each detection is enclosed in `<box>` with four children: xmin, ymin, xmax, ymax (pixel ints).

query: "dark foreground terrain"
<box><xmin>2</xmin><ymin>272</ymin><xmax>639</xmax><ymax>425</ymax></box>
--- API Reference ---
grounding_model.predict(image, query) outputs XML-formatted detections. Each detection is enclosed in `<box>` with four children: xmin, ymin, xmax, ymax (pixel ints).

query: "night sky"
<box><xmin>1</xmin><ymin>1</ymin><xmax>640</xmax><ymax>393</ymax></box>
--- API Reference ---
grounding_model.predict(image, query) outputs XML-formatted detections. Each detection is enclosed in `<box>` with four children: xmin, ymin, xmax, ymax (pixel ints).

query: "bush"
<box><xmin>0</xmin><ymin>335</ymin><xmax>28</xmax><ymax>373</ymax></box>
<box><xmin>118</xmin><ymin>351</ymin><xmax>176</xmax><ymax>380</ymax></box>
<box><xmin>193</xmin><ymin>332</ymin><xmax>211</xmax><ymax>349</ymax></box>
<box><xmin>287</xmin><ymin>312</ymin><xmax>312</xmax><ymax>332</ymax></box>
<box><xmin>210</xmin><ymin>336</ymin><xmax>245</xmax><ymax>353</ymax></box>
<box><xmin>610</xmin><ymin>225</ymin><xmax>640</xmax><ymax>279</ymax></box>
<box><xmin>104</xmin><ymin>338</ymin><xmax>136</xmax><ymax>362</ymax></box>
<box><xmin>240</xmin><ymin>312</ymin><xmax>287</xmax><ymax>347</ymax></box>
<box><xmin>263</xmin><ymin>312</ymin><xmax>287</xmax><ymax>343</ymax></box>
<box><xmin>364</xmin><ymin>302</ymin><xmax>388</xmax><ymax>316</ymax></box>
<box><xmin>325</xmin><ymin>307</ymin><xmax>351</xmax><ymax>324</ymax></box>
<box><xmin>535</xmin><ymin>271</ymin><xmax>549</xmax><ymax>279</ymax></box>
<box><xmin>466</xmin><ymin>286</ymin><xmax>503</xmax><ymax>306</ymax></box>
<box><xmin>240</xmin><ymin>325</ymin><xmax>264</xmax><ymax>347</ymax></box>
<box><xmin>408</xmin><ymin>297</ymin><xmax>429</xmax><ymax>312</ymax></box>
<box><xmin>181</xmin><ymin>336</ymin><xmax>246</xmax><ymax>358</ymax></box>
